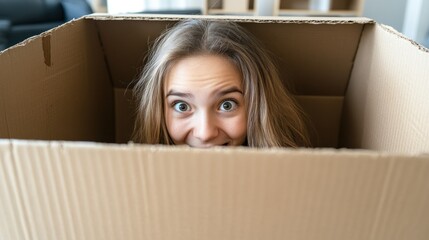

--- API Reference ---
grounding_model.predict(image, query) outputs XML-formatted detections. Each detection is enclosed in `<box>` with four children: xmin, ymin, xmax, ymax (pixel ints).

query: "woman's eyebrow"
<box><xmin>217</xmin><ymin>86</ymin><xmax>243</xmax><ymax>97</ymax></box>
<box><xmin>165</xmin><ymin>90</ymin><xmax>193</xmax><ymax>99</ymax></box>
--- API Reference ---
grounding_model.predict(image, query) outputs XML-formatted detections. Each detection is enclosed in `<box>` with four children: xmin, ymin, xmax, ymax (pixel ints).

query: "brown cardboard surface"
<box><xmin>296</xmin><ymin>95</ymin><xmax>343</xmax><ymax>147</ymax></box>
<box><xmin>0</xmin><ymin>20</ymin><xmax>115</xmax><ymax>142</ymax></box>
<box><xmin>95</xmin><ymin>19</ymin><xmax>173</xmax><ymax>89</ymax></box>
<box><xmin>1</xmin><ymin>140</ymin><xmax>428</xmax><ymax>240</ymax></box>
<box><xmin>115</xmin><ymin>88</ymin><xmax>136</xmax><ymax>143</ymax></box>
<box><xmin>243</xmin><ymin>22</ymin><xmax>363</xmax><ymax>96</ymax></box>
<box><xmin>342</xmin><ymin>24</ymin><xmax>429</xmax><ymax>153</ymax></box>
<box><xmin>0</xmin><ymin>69</ymin><xmax>9</xmax><ymax>137</ymax></box>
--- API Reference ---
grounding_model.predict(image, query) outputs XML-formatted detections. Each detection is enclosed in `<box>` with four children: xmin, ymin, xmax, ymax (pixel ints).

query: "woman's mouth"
<box><xmin>189</xmin><ymin>142</ymin><xmax>230</xmax><ymax>148</ymax></box>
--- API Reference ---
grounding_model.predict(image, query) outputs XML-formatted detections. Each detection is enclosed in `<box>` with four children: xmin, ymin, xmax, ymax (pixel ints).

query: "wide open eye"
<box><xmin>219</xmin><ymin>99</ymin><xmax>238</xmax><ymax>112</ymax></box>
<box><xmin>173</xmin><ymin>101</ymin><xmax>191</xmax><ymax>112</ymax></box>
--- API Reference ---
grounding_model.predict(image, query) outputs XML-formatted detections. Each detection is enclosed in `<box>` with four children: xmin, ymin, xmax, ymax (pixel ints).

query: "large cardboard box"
<box><xmin>0</xmin><ymin>15</ymin><xmax>428</xmax><ymax>239</ymax></box>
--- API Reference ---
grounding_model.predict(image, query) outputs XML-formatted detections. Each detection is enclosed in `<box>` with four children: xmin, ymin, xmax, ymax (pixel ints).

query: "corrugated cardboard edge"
<box><xmin>0</xmin><ymin>14</ymin><xmax>375</xmax><ymax>65</ymax></box>
<box><xmin>378</xmin><ymin>24</ymin><xmax>429</xmax><ymax>53</ymax></box>
<box><xmin>0</xmin><ymin>139</ymin><xmax>426</xmax><ymax>157</ymax></box>
<box><xmin>77</xmin><ymin>14</ymin><xmax>428</xmax><ymax>55</ymax></box>
<box><xmin>85</xmin><ymin>13</ymin><xmax>375</xmax><ymax>25</ymax></box>
<box><xmin>0</xmin><ymin>17</ymin><xmax>87</xmax><ymax>55</ymax></box>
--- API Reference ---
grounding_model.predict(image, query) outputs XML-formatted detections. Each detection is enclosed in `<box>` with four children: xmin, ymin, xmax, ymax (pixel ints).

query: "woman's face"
<box><xmin>164</xmin><ymin>54</ymin><xmax>247</xmax><ymax>147</ymax></box>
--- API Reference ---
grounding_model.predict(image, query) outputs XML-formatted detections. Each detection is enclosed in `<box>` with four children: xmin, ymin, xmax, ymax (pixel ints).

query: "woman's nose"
<box><xmin>193</xmin><ymin>112</ymin><xmax>219</xmax><ymax>142</ymax></box>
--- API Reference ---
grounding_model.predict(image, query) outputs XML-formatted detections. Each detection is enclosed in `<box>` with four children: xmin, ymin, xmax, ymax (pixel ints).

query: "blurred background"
<box><xmin>1</xmin><ymin>0</ymin><xmax>428</xmax><ymax>50</ymax></box>
<box><xmin>102</xmin><ymin>0</ymin><xmax>428</xmax><ymax>47</ymax></box>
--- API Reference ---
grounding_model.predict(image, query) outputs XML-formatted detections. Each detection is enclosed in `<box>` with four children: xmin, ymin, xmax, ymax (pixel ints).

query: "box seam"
<box><xmin>92</xmin><ymin>19</ymin><xmax>115</xmax><ymax>88</ymax></box>
<box><xmin>343</xmin><ymin>23</ymin><xmax>367</xmax><ymax>97</ymax></box>
<box><xmin>337</xmin><ymin>23</ymin><xmax>368</xmax><ymax>148</ymax></box>
<box><xmin>92</xmin><ymin>19</ymin><xmax>117</xmax><ymax>142</ymax></box>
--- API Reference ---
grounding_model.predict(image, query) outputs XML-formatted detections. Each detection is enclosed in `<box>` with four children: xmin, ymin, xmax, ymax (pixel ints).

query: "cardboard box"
<box><xmin>0</xmin><ymin>15</ymin><xmax>428</xmax><ymax>239</ymax></box>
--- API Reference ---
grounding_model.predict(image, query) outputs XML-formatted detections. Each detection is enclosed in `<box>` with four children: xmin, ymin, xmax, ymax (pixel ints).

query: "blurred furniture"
<box><xmin>0</xmin><ymin>0</ymin><xmax>92</xmax><ymax>50</ymax></box>
<box><xmin>0</xmin><ymin>19</ymin><xmax>10</xmax><ymax>50</ymax></box>
<box><xmin>205</xmin><ymin>0</ymin><xmax>365</xmax><ymax>16</ymax></box>
<box><xmin>91</xmin><ymin>0</ymin><xmax>107</xmax><ymax>13</ymax></box>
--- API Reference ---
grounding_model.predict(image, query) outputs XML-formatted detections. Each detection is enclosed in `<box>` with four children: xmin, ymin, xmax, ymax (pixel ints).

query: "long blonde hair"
<box><xmin>133</xmin><ymin>19</ymin><xmax>310</xmax><ymax>147</ymax></box>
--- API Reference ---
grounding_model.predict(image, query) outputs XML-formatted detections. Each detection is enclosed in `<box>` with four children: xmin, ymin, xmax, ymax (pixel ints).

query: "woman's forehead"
<box><xmin>164</xmin><ymin>54</ymin><xmax>242</xmax><ymax>92</ymax></box>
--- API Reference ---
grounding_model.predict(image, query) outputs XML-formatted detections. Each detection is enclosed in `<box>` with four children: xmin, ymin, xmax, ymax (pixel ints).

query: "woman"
<box><xmin>133</xmin><ymin>19</ymin><xmax>309</xmax><ymax>148</ymax></box>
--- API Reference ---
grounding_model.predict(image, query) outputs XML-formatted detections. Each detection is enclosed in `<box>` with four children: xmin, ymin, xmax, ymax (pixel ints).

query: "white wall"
<box><xmin>105</xmin><ymin>0</ymin><xmax>202</xmax><ymax>14</ymax></box>
<box><xmin>403</xmin><ymin>0</ymin><xmax>429</xmax><ymax>46</ymax></box>
<box><xmin>419</xmin><ymin>1</ymin><xmax>429</xmax><ymax>46</ymax></box>
<box><xmin>364</xmin><ymin>0</ymin><xmax>429</xmax><ymax>47</ymax></box>
<box><xmin>363</xmin><ymin>0</ymin><xmax>408</xmax><ymax>31</ymax></box>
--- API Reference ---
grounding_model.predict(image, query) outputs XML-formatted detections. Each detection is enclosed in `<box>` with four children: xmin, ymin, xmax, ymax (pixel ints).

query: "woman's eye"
<box><xmin>219</xmin><ymin>100</ymin><xmax>238</xmax><ymax>112</ymax></box>
<box><xmin>173</xmin><ymin>102</ymin><xmax>191</xmax><ymax>112</ymax></box>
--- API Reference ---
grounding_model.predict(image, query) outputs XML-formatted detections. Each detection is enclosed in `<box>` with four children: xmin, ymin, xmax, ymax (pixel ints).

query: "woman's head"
<box><xmin>164</xmin><ymin>53</ymin><xmax>247</xmax><ymax>147</ymax></box>
<box><xmin>133</xmin><ymin>19</ymin><xmax>309</xmax><ymax>147</ymax></box>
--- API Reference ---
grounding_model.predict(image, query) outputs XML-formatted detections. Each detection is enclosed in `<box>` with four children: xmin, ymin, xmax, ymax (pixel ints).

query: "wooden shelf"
<box><xmin>205</xmin><ymin>0</ymin><xmax>255</xmax><ymax>15</ymax></box>
<box><xmin>277</xmin><ymin>9</ymin><xmax>360</xmax><ymax>17</ymax></box>
<box><xmin>205</xmin><ymin>0</ymin><xmax>364</xmax><ymax>17</ymax></box>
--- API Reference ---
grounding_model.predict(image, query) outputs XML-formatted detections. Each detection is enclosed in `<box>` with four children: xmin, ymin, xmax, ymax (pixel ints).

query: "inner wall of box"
<box><xmin>3</xmin><ymin>18</ymin><xmax>428</xmax><ymax>152</ymax></box>
<box><xmin>0</xmin><ymin>19</ymin><xmax>364</xmax><ymax>148</ymax></box>
<box><xmin>95</xmin><ymin>19</ymin><xmax>364</xmax><ymax>147</ymax></box>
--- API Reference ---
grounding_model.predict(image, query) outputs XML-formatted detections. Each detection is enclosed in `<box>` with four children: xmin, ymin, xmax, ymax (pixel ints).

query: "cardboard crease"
<box><xmin>42</xmin><ymin>35</ymin><xmax>52</xmax><ymax>67</ymax></box>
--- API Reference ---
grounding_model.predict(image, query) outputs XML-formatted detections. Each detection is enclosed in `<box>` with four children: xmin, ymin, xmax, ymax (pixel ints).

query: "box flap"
<box><xmin>1</xmin><ymin>140</ymin><xmax>428</xmax><ymax>239</ymax></box>
<box><xmin>0</xmin><ymin>19</ymin><xmax>115</xmax><ymax>142</ymax></box>
<box><xmin>342</xmin><ymin>24</ymin><xmax>429</xmax><ymax>153</ymax></box>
